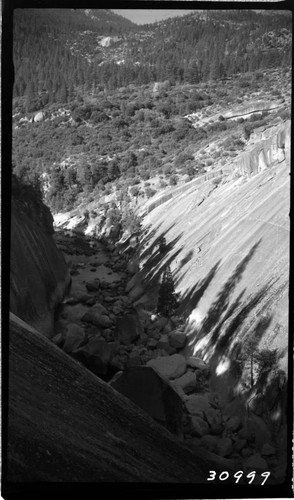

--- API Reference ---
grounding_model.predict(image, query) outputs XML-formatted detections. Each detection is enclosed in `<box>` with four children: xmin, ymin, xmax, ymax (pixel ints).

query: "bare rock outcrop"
<box><xmin>10</xmin><ymin>192</ymin><xmax>71</xmax><ymax>337</ymax></box>
<box><xmin>239</xmin><ymin>120</ymin><xmax>290</xmax><ymax>175</ymax></box>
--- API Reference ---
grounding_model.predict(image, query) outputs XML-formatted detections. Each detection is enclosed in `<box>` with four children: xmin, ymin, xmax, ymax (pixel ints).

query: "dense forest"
<box><xmin>13</xmin><ymin>9</ymin><xmax>292</xmax><ymax>105</ymax></box>
<box><xmin>12</xmin><ymin>9</ymin><xmax>292</xmax><ymax>213</ymax></box>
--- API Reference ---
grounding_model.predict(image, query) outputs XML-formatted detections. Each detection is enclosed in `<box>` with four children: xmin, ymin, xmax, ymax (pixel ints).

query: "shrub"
<box><xmin>212</xmin><ymin>177</ymin><xmax>222</xmax><ymax>187</ymax></box>
<box><xmin>169</xmin><ymin>175</ymin><xmax>178</xmax><ymax>186</ymax></box>
<box><xmin>145</xmin><ymin>186</ymin><xmax>157</xmax><ymax>198</ymax></box>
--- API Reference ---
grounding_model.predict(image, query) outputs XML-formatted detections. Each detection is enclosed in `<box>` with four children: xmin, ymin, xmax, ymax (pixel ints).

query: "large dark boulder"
<box><xmin>110</xmin><ymin>366</ymin><xmax>183</xmax><ymax>437</ymax></box>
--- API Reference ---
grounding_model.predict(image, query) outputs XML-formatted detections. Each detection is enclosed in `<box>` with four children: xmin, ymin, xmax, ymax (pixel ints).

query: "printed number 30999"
<box><xmin>207</xmin><ymin>470</ymin><xmax>270</xmax><ymax>485</ymax></box>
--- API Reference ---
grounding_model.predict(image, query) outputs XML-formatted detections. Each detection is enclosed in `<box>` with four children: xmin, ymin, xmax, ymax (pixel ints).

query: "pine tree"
<box><xmin>157</xmin><ymin>265</ymin><xmax>179</xmax><ymax>317</ymax></box>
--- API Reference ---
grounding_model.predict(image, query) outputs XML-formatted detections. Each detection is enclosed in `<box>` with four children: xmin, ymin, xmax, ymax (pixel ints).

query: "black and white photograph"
<box><xmin>2</xmin><ymin>1</ymin><xmax>293</xmax><ymax>498</ymax></box>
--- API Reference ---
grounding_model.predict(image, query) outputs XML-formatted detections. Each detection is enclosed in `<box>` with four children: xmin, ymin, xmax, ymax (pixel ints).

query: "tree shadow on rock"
<box><xmin>191</xmin><ymin>238</ymin><xmax>262</xmax><ymax>347</ymax></box>
<box><xmin>177</xmin><ymin>260</ymin><xmax>221</xmax><ymax>320</ymax></box>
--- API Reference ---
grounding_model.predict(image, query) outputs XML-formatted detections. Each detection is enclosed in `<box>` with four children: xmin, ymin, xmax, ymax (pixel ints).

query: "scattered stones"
<box><xmin>147</xmin><ymin>354</ymin><xmax>187</xmax><ymax>380</ymax></box>
<box><xmin>56</xmin><ymin>233</ymin><xmax>283</xmax><ymax>474</ymax></box>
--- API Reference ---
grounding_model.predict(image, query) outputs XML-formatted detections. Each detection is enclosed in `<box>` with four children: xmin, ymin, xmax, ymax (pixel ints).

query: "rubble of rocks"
<box><xmin>51</xmin><ymin>230</ymin><xmax>284</xmax><ymax>483</ymax></box>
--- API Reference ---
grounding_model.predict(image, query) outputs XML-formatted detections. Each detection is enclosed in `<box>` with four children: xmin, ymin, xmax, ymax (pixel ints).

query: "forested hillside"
<box><xmin>13</xmin><ymin>65</ymin><xmax>291</xmax><ymax>213</ymax></box>
<box><xmin>13</xmin><ymin>9</ymin><xmax>292</xmax><ymax>104</ymax></box>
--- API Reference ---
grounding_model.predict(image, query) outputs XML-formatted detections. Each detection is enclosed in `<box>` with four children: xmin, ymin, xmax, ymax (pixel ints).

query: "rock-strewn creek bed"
<box><xmin>51</xmin><ymin>229</ymin><xmax>287</xmax><ymax>484</ymax></box>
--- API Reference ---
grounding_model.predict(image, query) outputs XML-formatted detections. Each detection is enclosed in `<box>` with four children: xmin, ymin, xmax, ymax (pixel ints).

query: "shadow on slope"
<box><xmin>193</xmin><ymin>238</ymin><xmax>262</xmax><ymax>345</ymax></box>
<box><xmin>177</xmin><ymin>260</ymin><xmax>221</xmax><ymax>319</ymax></box>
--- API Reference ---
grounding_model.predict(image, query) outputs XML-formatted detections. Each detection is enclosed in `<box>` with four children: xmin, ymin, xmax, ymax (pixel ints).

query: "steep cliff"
<box><xmin>239</xmin><ymin>120</ymin><xmax>290</xmax><ymax>175</ymax></box>
<box><xmin>10</xmin><ymin>187</ymin><xmax>71</xmax><ymax>337</ymax></box>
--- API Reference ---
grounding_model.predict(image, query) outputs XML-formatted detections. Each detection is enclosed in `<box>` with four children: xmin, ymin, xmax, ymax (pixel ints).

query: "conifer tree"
<box><xmin>157</xmin><ymin>265</ymin><xmax>179</xmax><ymax>317</ymax></box>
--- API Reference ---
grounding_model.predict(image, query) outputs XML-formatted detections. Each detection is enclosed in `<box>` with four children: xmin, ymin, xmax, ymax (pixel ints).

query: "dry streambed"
<box><xmin>49</xmin><ymin>230</ymin><xmax>286</xmax><ymax>484</ymax></box>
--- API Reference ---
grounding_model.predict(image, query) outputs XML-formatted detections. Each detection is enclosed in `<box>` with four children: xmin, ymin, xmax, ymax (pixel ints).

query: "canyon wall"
<box><xmin>239</xmin><ymin>120</ymin><xmax>290</xmax><ymax>176</ymax></box>
<box><xmin>10</xmin><ymin>193</ymin><xmax>71</xmax><ymax>337</ymax></box>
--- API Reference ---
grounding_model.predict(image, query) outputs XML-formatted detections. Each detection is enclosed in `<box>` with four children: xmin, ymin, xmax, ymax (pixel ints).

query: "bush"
<box><xmin>145</xmin><ymin>187</ymin><xmax>157</xmax><ymax>198</ymax></box>
<box><xmin>169</xmin><ymin>175</ymin><xmax>178</xmax><ymax>186</ymax></box>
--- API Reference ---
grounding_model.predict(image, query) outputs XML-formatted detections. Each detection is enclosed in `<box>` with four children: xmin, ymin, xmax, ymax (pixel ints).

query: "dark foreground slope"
<box><xmin>6</xmin><ymin>313</ymin><xmax>237</xmax><ymax>486</ymax></box>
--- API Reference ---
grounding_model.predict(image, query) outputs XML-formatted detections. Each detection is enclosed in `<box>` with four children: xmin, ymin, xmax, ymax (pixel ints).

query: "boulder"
<box><xmin>190</xmin><ymin>416</ymin><xmax>210</xmax><ymax>437</ymax></box>
<box><xmin>62</xmin><ymin>323</ymin><xmax>86</xmax><ymax>354</ymax></box>
<box><xmin>234</xmin><ymin>438</ymin><xmax>247</xmax><ymax>453</ymax></box>
<box><xmin>82</xmin><ymin>304</ymin><xmax>111</xmax><ymax>328</ymax></box>
<box><xmin>222</xmin><ymin>397</ymin><xmax>246</xmax><ymax>423</ymax></box>
<box><xmin>199</xmin><ymin>435</ymin><xmax>221</xmax><ymax>453</ymax></box>
<box><xmin>172</xmin><ymin>371</ymin><xmax>197</xmax><ymax>394</ymax></box>
<box><xmin>82</xmin><ymin>312</ymin><xmax>112</xmax><ymax>328</ymax></box>
<box><xmin>244</xmin><ymin>453</ymin><xmax>268</xmax><ymax>473</ymax></box>
<box><xmin>73</xmin><ymin>339</ymin><xmax>120</xmax><ymax>377</ymax></box>
<box><xmin>126</xmin><ymin>353</ymin><xmax>142</xmax><ymax>368</ymax></box>
<box><xmin>216</xmin><ymin>437</ymin><xmax>233</xmax><ymax>457</ymax></box>
<box><xmin>125</xmin><ymin>272</ymin><xmax>143</xmax><ymax>293</ymax></box>
<box><xmin>147</xmin><ymin>339</ymin><xmax>158</xmax><ymax>350</ymax></box>
<box><xmin>204</xmin><ymin>408</ymin><xmax>223</xmax><ymax>435</ymax></box>
<box><xmin>261</xmin><ymin>443</ymin><xmax>276</xmax><ymax>456</ymax></box>
<box><xmin>186</xmin><ymin>356</ymin><xmax>208</xmax><ymax>371</ymax></box>
<box><xmin>85</xmin><ymin>279</ymin><xmax>100</xmax><ymax>292</ymax></box>
<box><xmin>85</xmin><ymin>303</ymin><xmax>108</xmax><ymax>316</ymax></box>
<box><xmin>146</xmin><ymin>354</ymin><xmax>187</xmax><ymax>380</ymax></box>
<box><xmin>110</xmin><ymin>366</ymin><xmax>183</xmax><ymax>437</ymax></box>
<box><xmin>169</xmin><ymin>331</ymin><xmax>187</xmax><ymax>349</ymax></box>
<box><xmin>241</xmin><ymin>447</ymin><xmax>254</xmax><ymax>458</ymax></box>
<box><xmin>51</xmin><ymin>332</ymin><xmax>64</xmax><ymax>347</ymax></box>
<box><xmin>127</xmin><ymin>259</ymin><xmax>140</xmax><ymax>275</ymax></box>
<box><xmin>184</xmin><ymin>394</ymin><xmax>211</xmax><ymax>417</ymax></box>
<box><xmin>154</xmin><ymin>316</ymin><xmax>168</xmax><ymax>330</ymax></box>
<box><xmin>225</xmin><ymin>416</ymin><xmax>242</xmax><ymax>432</ymax></box>
<box><xmin>157</xmin><ymin>334</ymin><xmax>170</xmax><ymax>350</ymax></box>
<box><xmin>114</xmin><ymin>313</ymin><xmax>143</xmax><ymax>345</ymax></box>
<box><xmin>128</xmin><ymin>284</ymin><xmax>146</xmax><ymax>302</ymax></box>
